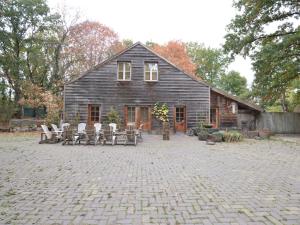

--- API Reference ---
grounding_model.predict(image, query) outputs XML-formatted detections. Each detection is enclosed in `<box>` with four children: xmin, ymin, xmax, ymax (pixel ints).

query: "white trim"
<box><xmin>117</xmin><ymin>62</ymin><xmax>131</xmax><ymax>81</ymax></box>
<box><xmin>144</xmin><ymin>62</ymin><xmax>159</xmax><ymax>82</ymax></box>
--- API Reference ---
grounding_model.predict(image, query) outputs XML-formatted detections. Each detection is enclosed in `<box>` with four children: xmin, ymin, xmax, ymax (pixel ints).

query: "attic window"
<box><xmin>117</xmin><ymin>62</ymin><xmax>131</xmax><ymax>81</ymax></box>
<box><xmin>144</xmin><ymin>62</ymin><xmax>158</xmax><ymax>81</ymax></box>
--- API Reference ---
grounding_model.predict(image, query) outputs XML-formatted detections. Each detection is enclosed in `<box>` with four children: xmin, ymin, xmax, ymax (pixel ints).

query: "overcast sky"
<box><xmin>48</xmin><ymin>0</ymin><xmax>254</xmax><ymax>86</ymax></box>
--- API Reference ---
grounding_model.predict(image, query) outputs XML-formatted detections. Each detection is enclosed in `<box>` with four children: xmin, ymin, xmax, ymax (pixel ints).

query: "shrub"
<box><xmin>152</xmin><ymin>102</ymin><xmax>169</xmax><ymax>122</ymax></box>
<box><xmin>0</xmin><ymin>100</ymin><xmax>17</xmax><ymax>123</ymax></box>
<box><xmin>208</xmin><ymin>131</ymin><xmax>224</xmax><ymax>142</ymax></box>
<box><xmin>103</xmin><ymin>107</ymin><xmax>121</xmax><ymax>127</ymax></box>
<box><xmin>198</xmin><ymin>129</ymin><xmax>209</xmax><ymax>141</ymax></box>
<box><xmin>223</xmin><ymin>131</ymin><xmax>243</xmax><ymax>142</ymax></box>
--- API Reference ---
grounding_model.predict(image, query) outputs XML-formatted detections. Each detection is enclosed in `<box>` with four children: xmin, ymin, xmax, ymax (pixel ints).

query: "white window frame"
<box><xmin>144</xmin><ymin>62</ymin><xmax>158</xmax><ymax>82</ymax></box>
<box><xmin>117</xmin><ymin>62</ymin><xmax>131</xmax><ymax>81</ymax></box>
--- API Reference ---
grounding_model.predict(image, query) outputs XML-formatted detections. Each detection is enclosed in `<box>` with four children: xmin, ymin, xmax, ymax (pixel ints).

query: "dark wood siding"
<box><xmin>64</xmin><ymin>44</ymin><xmax>210</xmax><ymax>130</ymax></box>
<box><xmin>210</xmin><ymin>91</ymin><xmax>238</xmax><ymax>128</ymax></box>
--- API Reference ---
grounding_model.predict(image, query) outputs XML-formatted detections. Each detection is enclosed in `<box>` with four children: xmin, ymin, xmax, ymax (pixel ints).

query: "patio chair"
<box><xmin>74</xmin><ymin>123</ymin><xmax>86</xmax><ymax>144</ymax></box>
<box><xmin>94</xmin><ymin>123</ymin><xmax>102</xmax><ymax>144</ymax></box>
<box><xmin>125</xmin><ymin>129</ymin><xmax>137</xmax><ymax>146</ymax></box>
<box><xmin>84</xmin><ymin>129</ymin><xmax>98</xmax><ymax>145</ymax></box>
<box><xmin>109</xmin><ymin>123</ymin><xmax>117</xmax><ymax>133</ymax></box>
<box><xmin>51</xmin><ymin>124</ymin><xmax>63</xmax><ymax>139</ymax></box>
<box><xmin>102</xmin><ymin>129</ymin><xmax>116</xmax><ymax>145</ymax></box>
<box><xmin>62</xmin><ymin>127</ymin><xmax>76</xmax><ymax>145</ymax></box>
<box><xmin>39</xmin><ymin>125</ymin><xmax>60</xmax><ymax>144</ymax></box>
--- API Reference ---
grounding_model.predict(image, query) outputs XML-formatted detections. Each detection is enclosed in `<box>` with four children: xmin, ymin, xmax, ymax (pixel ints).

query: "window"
<box><xmin>144</xmin><ymin>62</ymin><xmax>158</xmax><ymax>81</ymax></box>
<box><xmin>127</xmin><ymin>106</ymin><xmax>135</xmax><ymax>123</ymax></box>
<box><xmin>176</xmin><ymin>107</ymin><xmax>185</xmax><ymax>122</ymax></box>
<box><xmin>118</xmin><ymin>62</ymin><xmax>131</xmax><ymax>80</ymax></box>
<box><xmin>89</xmin><ymin>105</ymin><xmax>100</xmax><ymax>123</ymax></box>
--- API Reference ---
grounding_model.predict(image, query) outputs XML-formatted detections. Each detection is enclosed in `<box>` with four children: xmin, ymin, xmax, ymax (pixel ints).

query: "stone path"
<box><xmin>0</xmin><ymin>133</ymin><xmax>299</xmax><ymax>225</ymax></box>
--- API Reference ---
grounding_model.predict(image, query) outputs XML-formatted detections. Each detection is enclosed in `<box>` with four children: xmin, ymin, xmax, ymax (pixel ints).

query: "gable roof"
<box><xmin>65</xmin><ymin>42</ymin><xmax>262</xmax><ymax>112</ymax></box>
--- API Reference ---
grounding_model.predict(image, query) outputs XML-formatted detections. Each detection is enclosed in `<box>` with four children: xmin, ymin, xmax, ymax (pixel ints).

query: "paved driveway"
<box><xmin>0</xmin><ymin>133</ymin><xmax>299</xmax><ymax>225</ymax></box>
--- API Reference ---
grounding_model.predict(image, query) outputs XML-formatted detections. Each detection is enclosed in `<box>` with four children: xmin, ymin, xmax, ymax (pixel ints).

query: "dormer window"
<box><xmin>144</xmin><ymin>62</ymin><xmax>158</xmax><ymax>81</ymax></box>
<box><xmin>118</xmin><ymin>62</ymin><xmax>131</xmax><ymax>81</ymax></box>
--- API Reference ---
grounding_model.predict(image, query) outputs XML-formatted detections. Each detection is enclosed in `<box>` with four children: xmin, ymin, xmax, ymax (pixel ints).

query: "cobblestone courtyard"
<box><xmin>0</xmin><ymin>133</ymin><xmax>299</xmax><ymax>225</ymax></box>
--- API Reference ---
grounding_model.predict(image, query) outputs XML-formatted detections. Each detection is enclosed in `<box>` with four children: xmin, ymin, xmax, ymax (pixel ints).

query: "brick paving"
<box><xmin>0</xmin><ymin>133</ymin><xmax>299</xmax><ymax>225</ymax></box>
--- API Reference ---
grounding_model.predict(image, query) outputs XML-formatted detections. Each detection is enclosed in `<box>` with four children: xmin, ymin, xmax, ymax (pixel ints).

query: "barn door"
<box><xmin>174</xmin><ymin>106</ymin><xmax>186</xmax><ymax>132</ymax></box>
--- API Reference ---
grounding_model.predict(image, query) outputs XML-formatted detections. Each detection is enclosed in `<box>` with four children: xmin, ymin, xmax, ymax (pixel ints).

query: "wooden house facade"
<box><xmin>64</xmin><ymin>42</ymin><xmax>262</xmax><ymax>132</ymax></box>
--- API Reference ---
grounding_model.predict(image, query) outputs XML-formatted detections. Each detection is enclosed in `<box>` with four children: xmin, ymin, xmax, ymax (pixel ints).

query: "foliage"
<box><xmin>103</xmin><ymin>107</ymin><xmax>121</xmax><ymax>127</ymax></box>
<box><xmin>19</xmin><ymin>82</ymin><xmax>63</xmax><ymax>125</ymax></box>
<box><xmin>224</xmin><ymin>0</ymin><xmax>300</xmax><ymax>111</ymax></box>
<box><xmin>219</xmin><ymin>70</ymin><xmax>249</xmax><ymax>98</ymax></box>
<box><xmin>209</xmin><ymin>131</ymin><xmax>224</xmax><ymax>142</ymax></box>
<box><xmin>63</xmin><ymin>20</ymin><xmax>120</xmax><ymax>80</ymax></box>
<box><xmin>151</xmin><ymin>41</ymin><xmax>196</xmax><ymax>75</ymax></box>
<box><xmin>0</xmin><ymin>0</ymin><xmax>60</xmax><ymax>110</ymax></box>
<box><xmin>152</xmin><ymin>102</ymin><xmax>169</xmax><ymax>122</ymax></box>
<box><xmin>198</xmin><ymin>129</ymin><xmax>209</xmax><ymax>141</ymax></box>
<box><xmin>223</xmin><ymin>131</ymin><xmax>243</xmax><ymax>142</ymax></box>
<box><xmin>187</xmin><ymin>42</ymin><xmax>229</xmax><ymax>85</ymax></box>
<box><xmin>0</xmin><ymin>100</ymin><xmax>17</xmax><ymax>123</ymax></box>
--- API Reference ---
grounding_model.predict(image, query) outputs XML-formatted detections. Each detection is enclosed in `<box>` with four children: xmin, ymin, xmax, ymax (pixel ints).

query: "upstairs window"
<box><xmin>144</xmin><ymin>62</ymin><xmax>158</xmax><ymax>81</ymax></box>
<box><xmin>118</xmin><ymin>62</ymin><xmax>131</xmax><ymax>81</ymax></box>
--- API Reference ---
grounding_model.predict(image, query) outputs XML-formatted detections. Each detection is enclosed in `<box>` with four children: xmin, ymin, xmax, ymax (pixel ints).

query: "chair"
<box><xmin>109</xmin><ymin>123</ymin><xmax>117</xmax><ymax>133</ymax></box>
<box><xmin>102</xmin><ymin>129</ymin><xmax>116</xmax><ymax>145</ymax></box>
<box><xmin>51</xmin><ymin>124</ymin><xmax>63</xmax><ymax>139</ymax></box>
<box><xmin>39</xmin><ymin>125</ymin><xmax>60</xmax><ymax>144</ymax></box>
<box><xmin>125</xmin><ymin>129</ymin><xmax>137</xmax><ymax>146</ymax></box>
<box><xmin>84</xmin><ymin>129</ymin><xmax>98</xmax><ymax>145</ymax></box>
<box><xmin>62</xmin><ymin>127</ymin><xmax>75</xmax><ymax>145</ymax></box>
<box><xmin>94</xmin><ymin>123</ymin><xmax>102</xmax><ymax>144</ymax></box>
<box><xmin>74</xmin><ymin>123</ymin><xmax>86</xmax><ymax>144</ymax></box>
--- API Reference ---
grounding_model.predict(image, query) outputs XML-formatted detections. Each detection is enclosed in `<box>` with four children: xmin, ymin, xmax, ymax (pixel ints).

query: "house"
<box><xmin>64</xmin><ymin>42</ymin><xmax>262</xmax><ymax>132</ymax></box>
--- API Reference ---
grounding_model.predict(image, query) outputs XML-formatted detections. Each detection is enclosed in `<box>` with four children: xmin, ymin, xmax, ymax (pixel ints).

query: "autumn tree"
<box><xmin>224</xmin><ymin>0</ymin><xmax>300</xmax><ymax>111</ymax></box>
<box><xmin>63</xmin><ymin>21</ymin><xmax>120</xmax><ymax>80</ymax></box>
<box><xmin>187</xmin><ymin>42</ymin><xmax>229</xmax><ymax>86</ymax></box>
<box><xmin>151</xmin><ymin>41</ymin><xmax>196</xmax><ymax>75</ymax></box>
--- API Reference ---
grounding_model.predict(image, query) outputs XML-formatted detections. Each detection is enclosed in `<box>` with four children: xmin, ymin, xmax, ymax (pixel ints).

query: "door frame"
<box><xmin>87</xmin><ymin>104</ymin><xmax>101</xmax><ymax>127</ymax></box>
<box><xmin>173</xmin><ymin>105</ymin><xmax>187</xmax><ymax>132</ymax></box>
<box><xmin>124</xmin><ymin>105</ymin><xmax>152</xmax><ymax>131</ymax></box>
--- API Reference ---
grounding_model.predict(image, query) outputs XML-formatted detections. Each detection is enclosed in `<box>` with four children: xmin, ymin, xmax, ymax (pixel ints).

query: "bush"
<box><xmin>208</xmin><ymin>131</ymin><xmax>224</xmax><ymax>142</ymax></box>
<box><xmin>223</xmin><ymin>131</ymin><xmax>243</xmax><ymax>142</ymax></box>
<box><xmin>0</xmin><ymin>100</ymin><xmax>17</xmax><ymax>123</ymax></box>
<box><xmin>198</xmin><ymin>129</ymin><xmax>209</xmax><ymax>141</ymax></box>
<box><xmin>103</xmin><ymin>107</ymin><xmax>121</xmax><ymax>127</ymax></box>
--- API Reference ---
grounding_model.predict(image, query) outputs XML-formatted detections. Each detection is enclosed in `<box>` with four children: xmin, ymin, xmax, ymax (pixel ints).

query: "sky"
<box><xmin>47</xmin><ymin>0</ymin><xmax>254</xmax><ymax>86</ymax></box>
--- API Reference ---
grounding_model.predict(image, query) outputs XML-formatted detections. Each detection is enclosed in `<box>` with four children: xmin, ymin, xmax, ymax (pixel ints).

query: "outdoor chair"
<box><xmin>125</xmin><ymin>129</ymin><xmax>137</xmax><ymax>146</ymax></box>
<box><xmin>84</xmin><ymin>129</ymin><xmax>98</xmax><ymax>145</ymax></box>
<box><xmin>39</xmin><ymin>125</ymin><xmax>60</xmax><ymax>144</ymax></box>
<box><xmin>51</xmin><ymin>124</ymin><xmax>63</xmax><ymax>139</ymax></box>
<box><xmin>62</xmin><ymin>127</ymin><xmax>76</xmax><ymax>145</ymax></box>
<box><xmin>109</xmin><ymin>123</ymin><xmax>117</xmax><ymax>133</ymax></box>
<box><xmin>74</xmin><ymin>123</ymin><xmax>86</xmax><ymax>144</ymax></box>
<box><xmin>94</xmin><ymin>123</ymin><xmax>102</xmax><ymax>144</ymax></box>
<box><xmin>102</xmin><ymin>129</ymin><xmax>116</xmax><ymax>145</ymax></box>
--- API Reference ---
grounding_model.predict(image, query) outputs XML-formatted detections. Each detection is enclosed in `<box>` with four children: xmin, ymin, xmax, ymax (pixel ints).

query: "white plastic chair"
<box><xmin>94</xmin><ymin>123</ymin><xmax>102</xmax><ymax>144</ymax></box>
<box><xmin>109</xmin><ymin>123</ymin><xmax>117</xmax><ymax>133</ymax></box>
<box><xmin>51</xmin><ymin>124</ymin><xmax>63</xmax><ymax>139</ymax></box>
<box><xmin>74</xmin><ymin>123</ymin><xmax>86</xmax><ymax>144</ymax></box>
<box><xmin>40</xmin><ymin>125</ymin><xmax>59</xmax><ymax>143</ymax></box>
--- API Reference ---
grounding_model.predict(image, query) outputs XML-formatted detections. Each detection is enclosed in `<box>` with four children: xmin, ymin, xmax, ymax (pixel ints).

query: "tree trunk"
<box><xmin>280</xmin><ymin>92</ymin><xmax>288</xmax><ymax>112</ymax></box>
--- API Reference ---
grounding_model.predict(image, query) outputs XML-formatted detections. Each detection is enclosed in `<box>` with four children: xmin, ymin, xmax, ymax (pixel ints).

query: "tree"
<box><xmin>187</xmin><ymin>42</ymin><xmax>229</xmax><ymax>85</ymax></box>
<box><xmin>151</xmin><ymin>41</ymin><xmax>196</xmax><ymax>75</ymax></box>
<box><xmin>0</xmin><ymin>0</ymin><xmax>60</xmax><ymax>116</ymax></box>
<box><xmin>219</xmin><ymin>71</ymin><xmax>249</xmax><ymax>98</ymax></box>
<box><xmin>224</xmin><ymin>0</ymin><xmax>300</xmax><ymax>111</ymax></box>
<box><xmin>63</xmin><ymin>21</ymin><xmax>120</xmax><ymax>80</ymax></box>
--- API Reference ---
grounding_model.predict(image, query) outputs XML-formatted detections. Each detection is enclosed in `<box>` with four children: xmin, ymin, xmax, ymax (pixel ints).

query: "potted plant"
<box><xmin>152</xmin><ymin>102</ymin><xmax>170</xmax><ymax>140</ymax></box>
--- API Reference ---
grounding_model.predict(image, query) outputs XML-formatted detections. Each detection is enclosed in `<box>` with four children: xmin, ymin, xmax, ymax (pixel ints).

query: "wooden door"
<box><xmin>139</xmin><ymin>107</ymin><xmax>151</xmax><ymax>131</ymax></box>
<box><xmin>174</xmin><ymin>106</ymin><xmax>186</xmax><ymax>132</ymax></box>
<box><xmin>124</xmin><ymin>106</ymin><xmax>151</xmax><ymax>131</ymax></box>
<box><xmin>210</xmin><ymin>108</ymin><xmax>219</xmax><ymax>128</ymax></box>
<box><xmin>88</xmin><ymin>104</ymin><xmax>100</xmax><ymax>127</ymax></box>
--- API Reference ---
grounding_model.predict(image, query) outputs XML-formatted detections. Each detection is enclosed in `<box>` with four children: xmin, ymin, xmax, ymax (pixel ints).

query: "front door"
<box><xmin>174</xmin><ymin>106</ymin><xmax>186</xmax><ymax>132</ymax></box>
<box><xmin>125</xmin><ymin>106</ymin><xmax>151</xmax><ymax>131</ymax></box>
<box><xmin>88</xmin><ymin>104</ymin><xmax>100</xmax><ymax>127</ymax></box>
